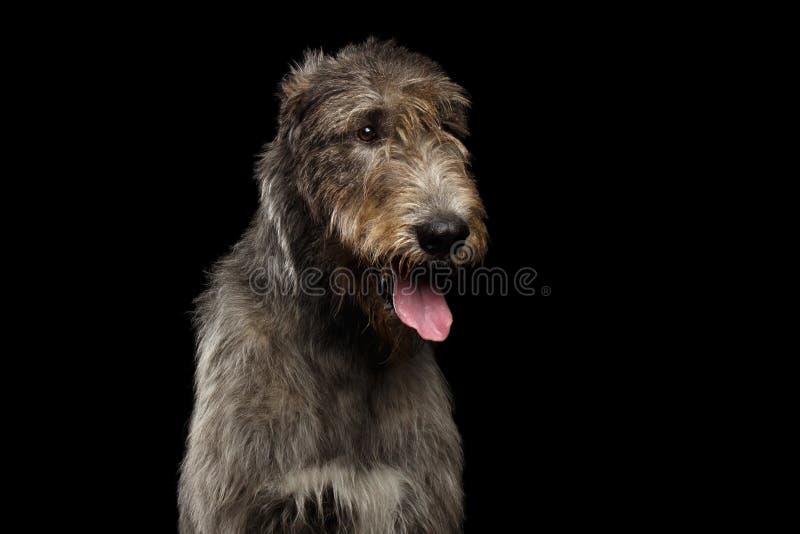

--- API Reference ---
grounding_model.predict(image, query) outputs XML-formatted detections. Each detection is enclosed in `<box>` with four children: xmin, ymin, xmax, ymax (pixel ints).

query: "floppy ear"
<box><xmin>279</xmin><ymin>49</ymin><xmax>324</xmax><ymax>122</ymax></box>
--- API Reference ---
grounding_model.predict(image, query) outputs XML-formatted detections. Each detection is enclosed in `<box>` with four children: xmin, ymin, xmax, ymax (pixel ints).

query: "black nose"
<box><xmin>415</xmin><ymin>216</ymin><xmax>470</xmax><ymax>257</ymax></box>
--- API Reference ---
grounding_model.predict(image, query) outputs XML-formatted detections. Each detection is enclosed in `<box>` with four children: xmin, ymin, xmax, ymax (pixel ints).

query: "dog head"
<box><xmin>275</xmin><ymin>39</ymin><xmax>488</xmax><ymax>342</ymax></box>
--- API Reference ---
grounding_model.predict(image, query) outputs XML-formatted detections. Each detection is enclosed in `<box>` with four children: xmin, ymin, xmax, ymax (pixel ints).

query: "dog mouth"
<box><xmin>379</xmin><ymin>263</ymin><xmax>453</xmax><ymax>342</ymax></box>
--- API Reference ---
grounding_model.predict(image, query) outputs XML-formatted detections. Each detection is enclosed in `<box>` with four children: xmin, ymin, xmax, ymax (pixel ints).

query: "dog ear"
<box><xmin>279</xmin><ymin>49</ymin><xmax>324</xmax><ymax>122</ymax></box>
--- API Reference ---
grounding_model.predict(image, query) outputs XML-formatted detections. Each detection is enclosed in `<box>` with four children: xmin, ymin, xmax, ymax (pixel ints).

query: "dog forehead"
<box><xmin>312</xmin><ymin>75</ymin><xmax>464</xmax><ymax>128</ymax></box>
<box><xmin>296</xmin><ymin>42</ymin><xmax>470</xmax><ymax>132</ymax></box>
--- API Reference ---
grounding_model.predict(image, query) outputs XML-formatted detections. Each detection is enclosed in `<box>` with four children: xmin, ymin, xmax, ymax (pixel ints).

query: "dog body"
<box><xmin>179</xmin><ymin>39</ymin><xmax>487</xmax><ymax>533</ymax></box>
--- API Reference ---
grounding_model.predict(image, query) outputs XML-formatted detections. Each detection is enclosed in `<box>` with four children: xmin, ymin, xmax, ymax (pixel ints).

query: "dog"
<box><xmin>179</xmin><ymin>38</ymin><xmax>488</xmax><ymax>533</ymax></box>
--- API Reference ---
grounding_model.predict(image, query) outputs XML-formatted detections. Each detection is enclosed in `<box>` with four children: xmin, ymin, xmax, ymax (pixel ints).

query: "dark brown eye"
<box><xmin>357</xmin><ymin>126</ymin><xmax>379</xmax><ymax>143</ymax></box>
<box><xmin>441</xmin><ymin>122</ymin><xmax>460</xmax><ymax>138</ymax></box>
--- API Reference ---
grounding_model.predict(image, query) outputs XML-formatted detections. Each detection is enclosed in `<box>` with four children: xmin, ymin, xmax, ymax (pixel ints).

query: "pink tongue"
<box><xmin>392</xmin><ymin>275</ymin><xmax>453</xmax><ymax>342</ymax></box>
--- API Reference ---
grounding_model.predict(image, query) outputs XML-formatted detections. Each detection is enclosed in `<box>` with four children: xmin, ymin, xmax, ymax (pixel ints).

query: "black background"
<box><xmin>86</xmin><ymin>15</ymin><xmax>682</xmax><ymax>532</ymax></box>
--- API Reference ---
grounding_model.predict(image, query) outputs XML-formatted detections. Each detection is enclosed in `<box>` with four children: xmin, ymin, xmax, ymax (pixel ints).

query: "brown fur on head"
<box><xmin>273</xmin><ymin>38</ymin><xmax>488</xmax><ymax>338</ymax></box>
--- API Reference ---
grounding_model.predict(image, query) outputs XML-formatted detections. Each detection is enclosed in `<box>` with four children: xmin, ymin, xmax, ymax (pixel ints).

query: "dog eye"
<box><xmin>441</xmin><ymin>122</ymin><xmax>461</xmax><ymax>138</ymax></box>
<box><xmin>357</xmin><ymin>126</ymin><xmax>379</xmax><ymax>143</ymax></box>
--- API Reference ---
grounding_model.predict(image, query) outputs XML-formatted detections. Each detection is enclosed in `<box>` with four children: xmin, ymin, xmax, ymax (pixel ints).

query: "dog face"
<box><xmin>276</xmin><ymin>39</ymin><xmax>488</xmax><ymax>342</ymax></box>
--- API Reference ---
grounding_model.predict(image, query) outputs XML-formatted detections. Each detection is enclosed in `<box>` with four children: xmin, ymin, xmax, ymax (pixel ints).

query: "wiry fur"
<box><xmin>179</xmin><ymin>39</ymin><xmax>488</xmax><ymax>533</ymax></box>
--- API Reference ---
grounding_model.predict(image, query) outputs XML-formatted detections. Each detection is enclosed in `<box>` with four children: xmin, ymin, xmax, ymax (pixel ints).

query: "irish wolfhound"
<box><xmin>179</xmin><ymin>38</ymin><xmax>488</xmax><ymax>533</ymax></box>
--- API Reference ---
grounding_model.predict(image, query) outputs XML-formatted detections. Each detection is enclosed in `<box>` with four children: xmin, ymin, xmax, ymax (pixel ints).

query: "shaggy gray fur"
<box><xmin>179</xmin><ymin>39</ymin><xmax>487</xmax><ymax>533</ymax></box>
